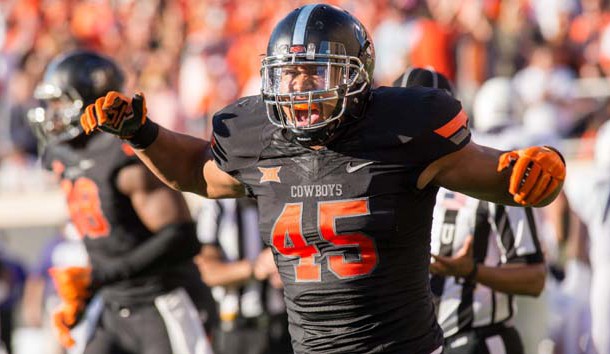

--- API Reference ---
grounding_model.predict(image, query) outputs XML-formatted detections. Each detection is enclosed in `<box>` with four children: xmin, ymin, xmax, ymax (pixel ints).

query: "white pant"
<box><xmin>155</xmin><ymin>287</ymin><xmax>214</xmax><ymax>354</ymax></box>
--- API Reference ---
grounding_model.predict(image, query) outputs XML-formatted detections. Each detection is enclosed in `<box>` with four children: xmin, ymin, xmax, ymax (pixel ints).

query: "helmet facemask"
<box><xmin>261</xmin><ymin>42</ymin><xmax>369</xmax><ymax>137</ymax></box>
<box><xmin>27</xmin><ymin>82</ymin><xmax>84</xmax><ymax>146</ymax></box>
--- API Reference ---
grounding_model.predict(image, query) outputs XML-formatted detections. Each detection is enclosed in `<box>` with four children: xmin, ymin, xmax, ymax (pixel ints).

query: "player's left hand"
<box><xmin>49</xmin><ymin>266</ymin><xmax>92</xmax><ymax>302</ymax></box>
<box><xmin>497</xmin><ymin>146</ymin><xmax>566</xmax><ymax>206</ymax></box>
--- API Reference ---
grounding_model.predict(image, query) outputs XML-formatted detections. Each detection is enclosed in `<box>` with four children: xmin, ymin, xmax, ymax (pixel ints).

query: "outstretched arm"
<box><xmin>80</xmin><ymin>91</ymin><xmax>245</xmax><ymax>199</ymax></box>
<box><xmin>136</xmin><ymin>125</ymin><xmax>244</xmax><ymax>198</ymax></box>
<box><xmin>419</xmin><ymin>141</ymin><xmax>565</xmax><ymax>207</ymax></box>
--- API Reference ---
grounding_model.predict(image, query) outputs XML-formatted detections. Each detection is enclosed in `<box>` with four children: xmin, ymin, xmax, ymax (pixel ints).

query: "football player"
<box><xmin>28</xmin><ymin>50</ymin><xmax>217</xmax><ymax>354</ymax></box>
<box><xmin>80</xmin><ymin>4</ymin><xmax>566</xmax><ymax>353</ymax></box>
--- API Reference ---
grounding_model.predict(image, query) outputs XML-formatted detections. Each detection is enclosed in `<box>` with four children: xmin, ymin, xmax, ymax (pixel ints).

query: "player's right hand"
<box><xmin>80</xmin><ymin>91</ymin><xmax>147</xmax><ymax>138</ymax></box>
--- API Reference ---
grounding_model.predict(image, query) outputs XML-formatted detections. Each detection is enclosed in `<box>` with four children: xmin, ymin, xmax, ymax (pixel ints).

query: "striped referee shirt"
<box><xmin>197</xmin><ymin>198</ymin><xmax>285</xmax><ymax>320</ymax></box>
<box><xmin>430</xmin><ymin>188</ymin><xmax>544</xmax><ymax>337</ymax></box>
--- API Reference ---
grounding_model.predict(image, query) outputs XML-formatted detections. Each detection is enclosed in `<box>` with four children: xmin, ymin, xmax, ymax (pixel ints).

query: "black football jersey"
<box><xmin>212</xmin><ymin>87</ymin><xmax>471</xmax><ymax>354</ymax></box>
<box><xmin>42</xmin><ymin>133</ymin><xmax>207</xmax><ymax>306</ymax></box>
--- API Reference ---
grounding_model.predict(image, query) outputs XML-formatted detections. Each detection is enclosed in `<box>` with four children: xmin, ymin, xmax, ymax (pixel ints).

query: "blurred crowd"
<box><xmin>1</xmin><ymin>0</ymin><xmax>610</xmax><ymax>155</ymax></box>
<box><xmin>1</xmin><ymin>0</ymin><xmax>610</xmax><ymax>353</ymax></box>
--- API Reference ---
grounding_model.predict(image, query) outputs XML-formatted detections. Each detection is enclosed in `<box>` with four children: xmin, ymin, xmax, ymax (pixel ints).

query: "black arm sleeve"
<box><xmin>90</xmin><ymin>222</ymin><xmax>201</xmax><ymax>287</ymax></box>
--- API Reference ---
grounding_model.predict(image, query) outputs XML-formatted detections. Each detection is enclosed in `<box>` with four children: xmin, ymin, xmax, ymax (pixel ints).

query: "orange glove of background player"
<box><xmin>497</xmin><ymin>146</ymin><xmax>566</xmax><ymax>206</ymax></box>
<box><xmin>52</xmin><ymin>301</ymin><xmax>83</xmax><ymax>348</ymax></box>
<box><xmin>49</xmin><ymin>267</ymin><xmax>92</xmax><ymax>348</ymax></box>
<box><xmin>80</xmin><ymin>91</ymin><xmax>147</xmax><ymax>138</ymax></box>
<box><xmin>49</xmin><ymin>266</ymin><xmax>92</xmax><ymax>302</ymax></box>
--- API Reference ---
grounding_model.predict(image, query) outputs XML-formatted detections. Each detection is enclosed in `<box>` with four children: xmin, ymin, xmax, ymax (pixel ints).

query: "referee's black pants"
<box><xmin>443</xmin><ymin>323</ymin><xmax>525</xmax><ymax>354</ymax></box>
<box><xmin>212</xmin><ymin>314</ymin><xmax>293</xmax><ymax>354</ymax></box>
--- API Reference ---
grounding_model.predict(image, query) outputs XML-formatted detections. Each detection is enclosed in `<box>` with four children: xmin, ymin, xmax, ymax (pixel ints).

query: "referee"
<box><xmin>195</xmin><ymin>197</ymin><xmax>292</xmax><ymax>354</ymax></box>
<box><xmin>430</xmin><ymin>189</ymin><xmax>545</xmax><ymax>354</ymax></box>
<box><xmin>398</xmin><ymin>68</ymin><xmax>546</xmax><ymax>354</ymax></box>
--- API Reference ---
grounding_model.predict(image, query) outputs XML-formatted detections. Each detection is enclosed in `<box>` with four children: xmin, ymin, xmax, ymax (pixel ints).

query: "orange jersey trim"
<box><xmin>121</xmin><ymin>143</ymin><xmax>135</xmax><ymax>156</ymax></box>
<box><xmin>434</xmin><ymin>110</ymin><xmax>468</xmax><ymax>138</ymax></box>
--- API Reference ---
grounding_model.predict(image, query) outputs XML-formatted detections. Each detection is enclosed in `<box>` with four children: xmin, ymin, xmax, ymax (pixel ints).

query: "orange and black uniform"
<box><xmin>212</xmin><ymin>87</ymin><xmax>471</xmax><ymax>354</ymax></box>
<box><xmin>42</xmin><ymin>133</ymin><xmax>217</xmax><ymax>354</ymax></box>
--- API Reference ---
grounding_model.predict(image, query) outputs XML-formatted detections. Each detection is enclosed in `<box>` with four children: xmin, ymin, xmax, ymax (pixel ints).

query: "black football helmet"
<box><xmin>28</xmin><ymin>50</ymin><xmax>124</xmax><ymax>146</ymax></box>
<box><xmin>395</xmin><ymin>67</ymin><xmax>455</xmax><ymax>97</ymax></box>
<box><xmin>261</xmin><ymin>4</ymin><xmax>375</xmax><ymax>146</ymax></box>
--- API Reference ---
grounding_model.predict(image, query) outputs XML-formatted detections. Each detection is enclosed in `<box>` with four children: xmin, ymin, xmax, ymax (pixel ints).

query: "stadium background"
<box><xmin>0</xmin><ymin>0</ymin><xmax>606</xmax><ymax>353</ymax></box>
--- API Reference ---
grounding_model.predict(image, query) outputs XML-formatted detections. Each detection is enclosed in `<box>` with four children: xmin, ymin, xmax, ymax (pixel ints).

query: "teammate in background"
<box><xmin>195</xmin><ymin>197</ymin><xmax>292</xmax><ymax>354</ymax></box>
<box><xmin>80</xmin><ymin>4</ymin><xmax>566</xmax><ymax>353</ymax></box>
<box><xmin>28</xmin><ymin>50</ymin><xmax>217</xmax><ymax>354</ymax></box>
<box><xmin>398</xmin><ymin>67</ymin><xmax>546</xmax><ymax>354</ymax></box>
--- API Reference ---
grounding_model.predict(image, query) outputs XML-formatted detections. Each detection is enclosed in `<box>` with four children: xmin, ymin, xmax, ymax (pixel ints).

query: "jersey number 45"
<box><xmin>272</xmin><ymin>198</ymin><xmax>379</xmax><ymax>282</ymax></box>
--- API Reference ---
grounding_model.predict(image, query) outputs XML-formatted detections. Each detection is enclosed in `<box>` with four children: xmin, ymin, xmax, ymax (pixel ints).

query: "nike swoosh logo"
<box><xmin>346</xmin><ymin>161</ymin><xmax>374</xmax><ymax>173</ymax></box>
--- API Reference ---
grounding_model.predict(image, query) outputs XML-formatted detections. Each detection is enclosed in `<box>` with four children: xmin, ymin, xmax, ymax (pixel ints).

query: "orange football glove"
<box><xmin>52</xmin><ymin>301</ymin><xmax>86</xmax><ymax>348</ymax></box>
<box><xmin>53</xmin><ymin>312</ymin><xmax>75</xmax><ymax>348</ymax></box>
<box><xmin>49</xmin><ymin>266</ymin><xmax>92</xmax><ymax>302</ymax></box>
<box><xmin>80</xmin><ymin>91</ymin><xmax>147</xmax><ymax>138</ymax></box>
<box><xmin>497</xmin><ymin>146</ymin><xmax>566</xmax><ymax>206</ymax></box>
<box><xmin>52</xmin><ymin>301</ymin><xmax>84</xmax><ymax>348</ymax></box>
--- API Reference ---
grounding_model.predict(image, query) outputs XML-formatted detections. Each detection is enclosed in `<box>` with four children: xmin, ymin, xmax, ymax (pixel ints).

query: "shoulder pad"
<box><xmin>211</xmin><ymin>96</ymin><xmax>272</xmax><ymax>174</ymax></box>
<box><xmin>362</xmin><ymin>87</ymin><xmax>470</xmax><ymax>167</ymax></box>
<box><xmin>366</xmin><ymin>86</ymin><xmax>466</xmax><ymax>138</ymax></box>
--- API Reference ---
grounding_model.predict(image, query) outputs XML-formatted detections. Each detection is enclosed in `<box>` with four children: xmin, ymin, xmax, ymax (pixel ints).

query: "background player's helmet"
<box><xmin>395</xmin><ymin>67</ymin><xmax>455</xmax><ymax>96</ymax></box>
<box><xmin>28</xmin><ymin>50</ymin><xmax>124</xmax><ymax>146</ymax></box>
<box><xmin>472</xmin><ymin>77</ymin><xmax>520</xmax><ymax>133</ymax></box>
<box><xmin>261</xmin><ymin>4</ymin><xmax>375</xmax><ymax>146</ymax></box>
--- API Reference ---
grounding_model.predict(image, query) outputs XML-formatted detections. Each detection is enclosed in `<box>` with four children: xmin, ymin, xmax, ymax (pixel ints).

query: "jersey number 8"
<box><xmin>61</xmin><ymin>177</ymin><xmax>110</xmax><ymax>239</ymax></box>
